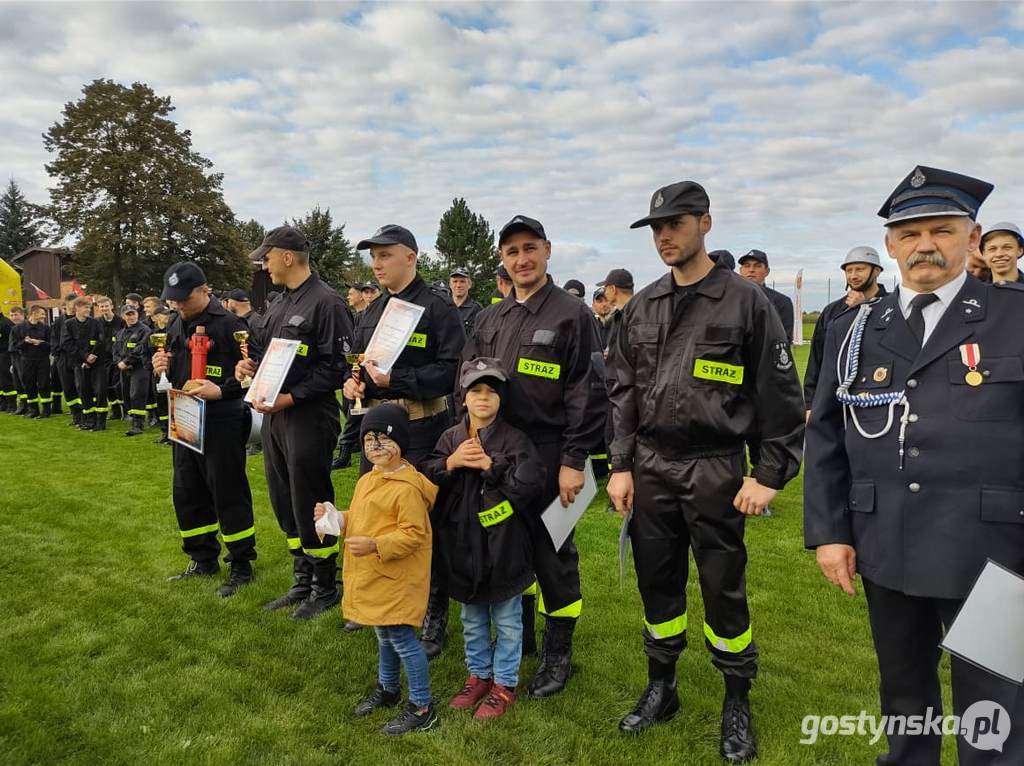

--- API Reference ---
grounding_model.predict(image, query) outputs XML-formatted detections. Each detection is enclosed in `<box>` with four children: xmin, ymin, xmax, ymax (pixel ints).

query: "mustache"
<box><xmin>906</xmin><ymin>251</ymin><xmax>947</xmax><ymax>268</ymax></box>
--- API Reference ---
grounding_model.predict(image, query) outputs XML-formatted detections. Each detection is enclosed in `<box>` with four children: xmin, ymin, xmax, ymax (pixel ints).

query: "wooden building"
<box><xmin>11</xmin><ymin>247</ymin><xmax>75</xmax><ymax>313</ymax></box>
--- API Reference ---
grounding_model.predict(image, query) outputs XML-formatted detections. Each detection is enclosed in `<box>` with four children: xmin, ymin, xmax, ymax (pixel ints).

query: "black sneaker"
<box><xmin>383</xmin><ymin>701</ymin><xmax>439</xmax><ymax>736</ymax></box>
<box><xmin>354</xmin><ymin>684</ymin><xmax>402</xmax><ymax>717</ymax></box>
<box><xmin>167</xmin><ymin>559</ymin><xmax>219</xmax><ymax>582</ymax></box>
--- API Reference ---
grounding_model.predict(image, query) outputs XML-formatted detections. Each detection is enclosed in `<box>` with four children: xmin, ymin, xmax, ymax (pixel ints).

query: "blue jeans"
<box><xmin>461</xmin><ymin>595</ymin><xmax>523</xmax><ymax>688</ymax></box>
<box><xmin>375</xmin><ymin>625</ymin><xmax>432</xmax><ymax>707</ymax></box>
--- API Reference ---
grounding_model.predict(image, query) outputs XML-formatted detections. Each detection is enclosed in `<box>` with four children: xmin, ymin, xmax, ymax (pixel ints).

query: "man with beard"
<box><xmin>738</xmin><ymin>250</ymin><xmax>795</xmax><ymax>342</ymax></box>
<box><xmin>803</xmin><ymin>247</ymin><xmax>887</xmax><ymax>413</ymax></box>
<box><xmin>980</xmin><ymin>221</ymin><xmax>1024</xmax><ymax>284</ymax></box>
<box><xmin>606</xmin><ymin>182</ymin><xmax>804</xmax><ymax>761</ymax></box>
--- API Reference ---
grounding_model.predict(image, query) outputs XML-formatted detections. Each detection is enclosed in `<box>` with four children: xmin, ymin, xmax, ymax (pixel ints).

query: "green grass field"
<box><xmin>0</xmin><ymin>327</ymin><xmax>956</xmax><ymax>764</ymax></box>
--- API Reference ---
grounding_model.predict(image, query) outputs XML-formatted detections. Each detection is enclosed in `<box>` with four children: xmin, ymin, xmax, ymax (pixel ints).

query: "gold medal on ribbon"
<box><xmin>959</xmin><ymin>343</ymin><xmax>983</xmax><ymax>387</ymax></box>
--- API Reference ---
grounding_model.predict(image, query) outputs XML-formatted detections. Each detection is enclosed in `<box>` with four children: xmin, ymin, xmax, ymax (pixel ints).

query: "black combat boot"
<box><xmin>51</xmin><ymin>396</ymin><xmax>62</xmax><ymax>414</ymax></box>
<box><xmin>109</xmin><ymin>402</ymin><xmax>121</xmax><ymax>420</ymax></box>
<box><xmin>125</xmin><ymin>415</ymin><xmax>145</xmax><ymax>436</ymax></box>
<box><xmin>619</xmin><ymin>657</ymin><xmax>681</xmax><ymax>734</ymax></box>
<box><xmin>69</xmin><ymin>405</ymin><xmax>82</xmax><ymax>426</ymax></box>
<box><xmin>528</xmin><ymin>616</ymin><xmax>575</xmax><ymax>698</ymax></box>
<box><xmin>419</xmin><ymin>584</ymin><xmax>449</xmax><ymax>660</ymax></box>
<box><xmin>78</xmin><ymin>412</ymin><xmax>96</xmax><ymax>430</ymax></box>
<box><xmin>26</xmin><ymin>402</ymin><xmax>40</xmax><ymax>419</ymax></box>
<box><xmin>93</xmin><ymin>412</ymin><xmax>107</xmax><ymax>431</ymax></box>
<box><xmin>39</xmin><ymin>401</ymin><xmax>51</xmax><ymax>419</ymax></box>
<box><xmin>216</xmin><ymin>560</ymin><xmax>255</xmax><ymax>598</ymax></box>
<box><xmin>263</xmin><ymin>556</ymin><xmax>314</xmax><ymax>611</ymax></box>
<box><xmin>167</xmin><ymin>559</ymin><xmax>220</xmax><ymax>581</ymax></box>
<box><xmin>720</xmin><ymin>676</ymin><xmax>756</xmax><ymax>763</ymax></box>
<box><xmin>331</xmin><ymin>444</ymin><xmax>353</xmax><ymax>470</ymax></box>
<box><xmin>292</xmin><ymin>556</ymin><xmax>340</xmax><ymax>620</ymax></box>
<box><xmin>13</xmin><ymin>398</ymin><xmax>27</xmax><ymax>416</ymax></box>
<box><xmin>521</xmin><ymin>593</ymin><xmax>537</xmax><ymax>657</ymax></box>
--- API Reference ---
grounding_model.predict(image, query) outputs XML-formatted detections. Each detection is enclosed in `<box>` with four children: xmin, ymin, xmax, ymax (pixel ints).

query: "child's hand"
<box><xmin>447</xmin><ymin>438</ymin><xmax>485</xmax><ymax>470</ymax></box>
<box><xmin>346</xmin><ymin>536</ymin><xmax>377</xmax><ymax>557</ymax></box>
<box><xmin>313</xmin><ymin>502</ymin><xmax>327</xmax><ymax>521</ymax></box>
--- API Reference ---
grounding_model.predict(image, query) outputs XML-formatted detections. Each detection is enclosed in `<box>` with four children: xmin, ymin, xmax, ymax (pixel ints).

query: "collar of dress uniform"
<box><xmin>647</xmin><ymin>261</ymin><xmax>728</xmax><ymax>300</ymax></box>
<box><xmin>497</xmin><ymin>274</ymin><xmax>554</xmax><ymax>316</ymax></box>
<box><xmin>896</xmin><ymin>270</ymin><xmax>967</xmax><ymax>319</ymax></box>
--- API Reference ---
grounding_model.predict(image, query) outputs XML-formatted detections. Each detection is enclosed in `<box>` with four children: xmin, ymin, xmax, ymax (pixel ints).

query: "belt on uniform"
<box><xmin>637</xmin><ymin>436</ymin><xmax>743</xmax><ymax>461</ymax></box>
<box><xmin>366</xmin><ymin>396</ymin><xmax>449</xmax><ymax>421</ymax></box>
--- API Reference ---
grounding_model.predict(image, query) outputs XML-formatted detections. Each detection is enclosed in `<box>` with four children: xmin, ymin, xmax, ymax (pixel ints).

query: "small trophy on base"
<box><xmin>233</xmin><ymin>330</ymin><xmax>253</xmax><ymax>388</ymax></box>
<box><xmin>149</xmin><ymin>333</ymin><xmax>172</xmax><ymax>392</ymax></box>
<box><xmin>346</xmin><ymin>352</ymin><xmax>368</xmax><ymax>415</ymax></box>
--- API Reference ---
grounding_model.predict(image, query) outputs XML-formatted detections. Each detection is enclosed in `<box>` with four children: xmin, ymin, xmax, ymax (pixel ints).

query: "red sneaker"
<box><xmin>473</xmin><ymin>684</ymin><xmax>517</xmax><ymax>719</ymax></box>
<box><xmin>449</xmin><ymin>675</ymin><xmax>492</xmax><ymax>710</ymax></box>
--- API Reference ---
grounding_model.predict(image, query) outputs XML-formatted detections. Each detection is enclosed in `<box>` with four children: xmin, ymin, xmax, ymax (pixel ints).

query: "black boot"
<box><xmin>292</xmin><ymin>556</ymin><xmax>340</xmax><ymax>620</ymax></box>
<box><xmin>521</xmin><ymin>594</ymin><xmax>537</xmax><ymax>656</ymax></box>
<box><xmin>720</xmin><ymin>676</ymin><xmax>756</xmax><ymax>763</ymax></box>
<box><xmin>69</xmin><ymin>406</ymin><xmax>82</xmax><ymax>426</ymax></box>
<box><xmin>51</xmin><ymin>396</ymin><xmax>62</xmax><ymax>414</ymax></box>
<box><xmin>419</xmin><ymin>584</ymin><xmax>449</xmax><ymax>660</ymax></box>
<box><xmin>167</xmin><ymin>559</ymin><xmax>219</xmax><ymax>581</ymax></box>
<box><xmin>26</xmin><ymin>402</ymin><xmax>40</xmax><ymax>419</ymax></box>
<box><xmin>78</xmin><ymin>412</ymin><xmax>96</xmax><ymax>430</ymax></box>
<box><xmin>125</xmin><ymin>415</ymin><xmax>145</xmax><ymax>436</ymax></box>
<box><xmin>12</xmin><ymin>398</ymin><xmax>27</xmax><ymax>416</ymax></box>
<box><xmin>619</xmin><ymin>658</ymin><xmax>680</xmax><ymax>734</ymax></box>
<box><xmin>331</xmin><ymin>444</ymin><xmax>353</xmax><ymax>470</ymax></box>
<box><xmin>217</xmin><ymin>560</ymin><xmax>255</xmax><ymax>598</ymax></box>
<box><xmin>154</xmin><ymin>430</ymin><xmax>171</xmax><ymax>445</ymax></box>
<box><xmin>528</xmin><ymin>616</ymin><xmax>575</xmax><ymax>698</ymax></box>
<box><xmin>39</xmin><ymin>401</ymin><xmax>51</xmax><ymax>419</ymax></box>
<box><xmin>93</xmin><ymin>412</ymin><xmax>107</xmax><ymax>431</ymax></box>
<box><xmin>0</xmin><ymin>395</ymin><xmax>9</xmax><ymax>412</ymax></box>
<box><xmin>264</xmin><ymin>556</ymin><xmax>314</xmax><ymax>611</ymax></box>
<box><xmin>147</xmin><ymin>412</ymin><xmax>159</xmax><ymax>427</ymax></box>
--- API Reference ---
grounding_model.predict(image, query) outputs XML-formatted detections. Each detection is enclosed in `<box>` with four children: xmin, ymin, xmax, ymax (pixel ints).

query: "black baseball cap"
<box><xmin>224</xmin><ymin>288</ymin><xmax>249</xmax><ymax>302</ymax></box>
<box><xmin>360</xmin><ymin>281</ymin><xmax>379</xmax><ymax>292</ymax></box>
<box><xmin>630</xmin><ymin>181</ymin><xmax>710</xmax><ymax>229</ymax></box>
<box><xmin>450</xmin><ymin>268</ymin><xmax>471</xmax><ymax>279</ymax></box>
<box><xmin>356</xmin><ymin>224</ymin><xmax>418</xmax><ymax>253</ymax></box>
<box><xmin>564</xmin><ymin>279</ymin><xmax>585</xmax><ymax>297</ymax></box>
<box><xmin>738</xmin><ymin>249</ymin><xmax>768</xmax><ymax>266</ymax></box>
<box><xmin>498</xmin><ymin>215</ymin><xmax>547</xmax><ymax>246</ymax></box>
<box><xmin>161</xmin><ymin>262</ymin><xmax>207</xmax><ymax>301</ymax></box>
<box><xmin>495</xmin><ymin>264</ymin><xmax>511</xmax><ymax>280</ymax></box>
<box><xmin>152</xmin><ymin>305</ymin><xmax>170</xmax><ymax>316</ymax></box>
<box><xmin>709</xmin><ymin>250</ymin><xmax>736</xmax><ymax>270</ymax></box>
<box><xmin>597</xmin><ymin>268</ymin><xmax>634</xmax><ymax>290</ymax></box>
<box><xmin>248</xmin><ymin>225</ymin><xmax>309</xmax><ymax>262</ymax></box>
<box><xmin>460</xmin><ymin>357</ymin><xmax>509</xmax><ymax>392</ymax></box>
<box><xmin>119</xmin><ymin>304</ymin><xmax>138</xmax><ymax>315</ymax></box>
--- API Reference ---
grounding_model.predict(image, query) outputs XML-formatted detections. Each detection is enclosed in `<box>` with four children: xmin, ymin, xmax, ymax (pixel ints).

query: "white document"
<box><xmin>315</xmin><ymin>501</ymin><xmax>344</xmax><ymax>542</ymax></box>
<box><xmin>941</xmin><ymin>559</ymin><xmax>1024</xmax><ymax>685</ymax></box>
<box><xmin>168</xmin><ymin>389</ymin><xmax>205</xmax><ymax>455</ymax></box>
<box><xmin>542</xmin><ymin>460</ymin><xmax>598</xmax><ymax>552</ymax></box>
<box><xmin>362</xmin><ymin>298</ymin><xmax>426</xmax><ymax>374</ymax></box>
<box><xmin>245</xmin><ymin>338</ymin><xmax>301</xmax><ymax>407</ymax></box>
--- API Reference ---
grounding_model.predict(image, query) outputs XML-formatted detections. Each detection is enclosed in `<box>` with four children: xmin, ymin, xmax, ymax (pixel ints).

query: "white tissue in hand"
<box><xmin>315</xmin><ymin>502</ymin><xmax>342</xmax><ymax>541</ymax></box>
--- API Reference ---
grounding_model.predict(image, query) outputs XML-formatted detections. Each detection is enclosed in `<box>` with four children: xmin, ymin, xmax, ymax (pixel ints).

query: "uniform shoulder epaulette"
<box><xmin>428</xmin><ymin>284</ymin><xmax>455</xmax><ymax>305</ymax></box>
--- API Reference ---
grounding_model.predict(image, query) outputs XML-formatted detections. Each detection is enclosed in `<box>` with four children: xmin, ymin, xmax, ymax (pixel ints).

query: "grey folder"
<box><xmin>941</xmin><ymin>560</ymin><xmax>1024</xmax><ymax>686</ymax></box>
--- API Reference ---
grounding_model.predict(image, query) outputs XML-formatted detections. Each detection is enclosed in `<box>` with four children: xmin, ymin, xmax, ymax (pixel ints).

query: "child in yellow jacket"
<box><xmin>314</xmin><ymin>404</ymin><xmax>439</xmax><ymax>736</ymax></box>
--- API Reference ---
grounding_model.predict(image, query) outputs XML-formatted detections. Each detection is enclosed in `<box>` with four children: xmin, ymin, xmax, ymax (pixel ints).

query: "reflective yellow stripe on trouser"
<box><xmin>286</xmin><ymin>537</ymin><xmax>302</xmax><ymax>551</ymax></box>
<box><xmin>537</xmin><ymin>589</ymin><xmax>582</xmax><ymax>618</ymax></box>
<box><xmin>703</xmin><ymin>622</ymin><xmax>753</xmax><ymax>653</ymax></box>
<box><xmin>222</xmin><ymin>526</ymin><xmax>255</xmax><ymax>543</ymax></box>
<box><xmin>645</xmin><ymin>612</ymin><xmax>687</xmax><ymax>640</ymax></box>
<box><xmin>180</xmin><ymin>523</ymin><xmax>219</xmax><ymax>538</ymax></box>
<box><xmin>306</xmin><ymin>542</ymin><xmax>340</xmax><ymax>558</ymax></box>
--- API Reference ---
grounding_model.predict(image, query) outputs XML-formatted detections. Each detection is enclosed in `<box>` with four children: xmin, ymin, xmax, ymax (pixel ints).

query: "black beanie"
<box><xmin>360</xmin><ymin>403</ymin><xmax>410</xmax><ymax>455</ymax></box>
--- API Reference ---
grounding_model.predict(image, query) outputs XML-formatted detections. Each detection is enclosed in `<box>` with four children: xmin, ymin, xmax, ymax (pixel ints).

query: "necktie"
<box><xmin>907</xmin><ymin>293</ymin><xmax>939</xmax><ymax>346</ymax></box>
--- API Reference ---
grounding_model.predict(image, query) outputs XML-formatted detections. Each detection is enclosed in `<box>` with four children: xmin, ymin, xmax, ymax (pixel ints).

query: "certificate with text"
<box><xmin>168</xmin><ymin>389</ymin><xmax>206</xmax><ymax>454</ymax></box>
<box><xmin>362</xmin><ymin>298</ymin><xmax>426</xmax><ymax>374</ymax></box>
<box><xmin>245</xmin><ymin>338</ymin><xmax>301</xmax><ymax>407</ymax></box>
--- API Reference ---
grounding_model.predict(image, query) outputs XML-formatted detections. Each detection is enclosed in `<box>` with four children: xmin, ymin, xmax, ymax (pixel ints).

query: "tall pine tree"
<box><xmin>0</xmin><ymin>178</ymin><xmax>42</xmax><ymax>262</ymax></box>
<box><xmin>289</xmin><ymin>206</ymin><xmax>360</xmax><ymax>289</ymax></box>
<box><xmin>43</xmin><ymin>79</ymin><xmax>251</xmax><ymax>301</ymax></box>
<box><xmin>434</xmin><ymin>198</ymin><xmax>497</xmax><ymax>303</ymax></box>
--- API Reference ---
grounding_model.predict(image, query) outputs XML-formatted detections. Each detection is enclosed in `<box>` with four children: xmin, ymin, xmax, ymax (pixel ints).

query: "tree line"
<box><xmin>2</xmin><ymin>79</ymin><xmax>500</xmax><ymax>305</ymax></box>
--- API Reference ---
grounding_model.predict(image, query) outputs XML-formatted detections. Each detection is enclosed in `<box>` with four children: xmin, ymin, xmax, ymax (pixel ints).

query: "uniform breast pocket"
<box><xmin>474</xmin><ymin>328</ymin><xmax>496</xmax><ymax>355</ymax></box>
<box><xmin>627</xmin><ymin>323</ymin><xmax>660</xmax><ymax>377</ymax></box>
<box><xmin>281</xmin><ymin>315</ymin><xmax>313</xmax><ymax>357</ymax></box>
<box><xmin>948</xmin><ymin>355</ymin><xmax>1024</xmax><ymax>421</ymax></box>
<box><xmin>691</xmin><ymin>325</ymin><xmax>745</xmax><ymax>388</ymax></box>
<box><xmin>517</xmin><ymin>330</ymin><xmax>563</xmax><ymax>383</ymax></box>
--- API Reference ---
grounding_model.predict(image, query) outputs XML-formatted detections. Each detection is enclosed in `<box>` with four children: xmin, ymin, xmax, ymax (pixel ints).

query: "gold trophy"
<box><xmin>233</xmin><ymin>330</ymin><xmax>253</xmax><ymax>388</ymax></box>
<box><xmin>149</xmin><ymin>333</ymin><xmax>172</xmax><ymax>392</ymax></box>
<box><xmin>346</xmin><ymin>352</ymin><xmax>368</xmax><ymax>415</ymax></box>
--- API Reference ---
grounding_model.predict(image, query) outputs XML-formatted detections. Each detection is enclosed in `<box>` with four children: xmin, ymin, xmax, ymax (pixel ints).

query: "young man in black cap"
<box><xmin>806</xmin><ymin>166</ymin><xmax>1024</xmax><ymax>765</ymax></box>
<box><xmin>491</xmin><ymin>265</ymin><xmax>513</xmax><ymax>304</ymax></box>
<box><xmin>113</xmin><ymin>304</ymin><xmax>151</xmax><ymax>436</ymax></box>
<box><xmin>61</xmin><ymin>297</ymin><xmax>106</xmax><ymax>430</ymax></box>
<box><xmin>606</xmin><ymin>181</ymin><xmax>804</xmax><ymax>760</ymax></box>
<box><xmin>461</xmin><ymin>214</ymin><xmax>607</xmax><ymax>698</ymax></box>
<box><xmin>343</xmin><ymin>223</ymin><xmax>464</xmax><ymax>648</ymax></box>
<box><xmin>449</xmin><ymin>268</ymin><xmax>482</xmax><ymax>336</ymax></box>
<box><xmin>237</xmin><ymin>225</ymin><xmax>353</xmax><ymax>619</ymax></box>
<box><xmin>563</xmin><ymin>279</ymin><xmax>585</xmax><ymax>299</ymax></box>
<box><xmin>224</xmin><ymin>289</ymin><xmax>255</xmax><ymax>327</ymax></box>
<box><xmin>738</xmin><ymin>250</ymin><xmax>794</xmax><ymax>342</ymax></box>
<box><xmin>11</xmin><ymin>305</ymin><xmax>52</xmax><ymax>418</ymax></box>
<box><xmin>151</xmin><ymin>262</ymin><xmax>256</xmax><ymax>596</ymax></box>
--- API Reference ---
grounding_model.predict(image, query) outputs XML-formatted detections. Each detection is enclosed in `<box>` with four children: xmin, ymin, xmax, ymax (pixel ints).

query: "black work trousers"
<box><xmin>0</xmin><ymin>352</ymin><xmax>13</xmax><ymax>399</ymax></box>
<box><xmin>630</xmin><ymin>443</ymin><xmax>757</xmax><ymax>677</ymax></box>
<box><xmin>122</xmin><ymin>367</ymin><xmax>150</xmax><ymax>416</ymax></box>
<box><xmin>172</xmin><ymin>405</ymin><xmax>256</xmax><ymax>563</ymax></box>
<box><xmin>75</xmin><ymin>362</ymin><xmax>108</xmax><ymax>414</ymax></box>
<box><xmin>21</xmin><ymin>357</ymin><xmax>50</xmax><ymax>403</ymax></box>
<box><xmin>57</xmin><ymin>356</ymin><xmax>80</xmax><ymax>409</ymax></box>
<box><xmin>863</xmin><ymin>578</ymin><xmax>1024</xmax><ymax>766</ymax></box>
<box><xmin>263</xmin><ymin>398</ymin><xmax>340</xmax><ymax>562</ymax></box>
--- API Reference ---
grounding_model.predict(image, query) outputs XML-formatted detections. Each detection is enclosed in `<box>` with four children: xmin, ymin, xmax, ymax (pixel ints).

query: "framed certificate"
<box><xmin>168</xmin><ymin>389</ymin><xmax>206</xmax><ymax>454</ymax></box>
<box><xmin>244</xmin><ymin>338</ymin><xmax>301</xmax><ymax>407</ymax></box>
<box><xmin>362</xmin><ymin>298</ymin><xmax>426</xmax><ymax>374</ymax></box>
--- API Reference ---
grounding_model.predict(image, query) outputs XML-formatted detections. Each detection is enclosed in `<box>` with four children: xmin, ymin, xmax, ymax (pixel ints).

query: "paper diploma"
<box><xmin>168</xmin><ymin>389</ymin><xmax>206</xmax><ymax>454</ymax></box>
<box><xmin>541</xmin><ymin>460</ymin><xmax>598</xmax><ymax>552</ymax></box>
<box><xmin>245</xmin><ymin>338</ymin><xmax>301</xmax><ymax>407</ymax></box>
<box><xmin>362</xmin><ymin>298</ymin><xmax>426</xmax><ymax>374</ymax></box>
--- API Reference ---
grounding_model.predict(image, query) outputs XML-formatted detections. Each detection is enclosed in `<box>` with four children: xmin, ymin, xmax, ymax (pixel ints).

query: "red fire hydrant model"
<box><xmin>189</xmin><ymin>326</ymin><xmax>210</xmax><ymax>381</ymax></box>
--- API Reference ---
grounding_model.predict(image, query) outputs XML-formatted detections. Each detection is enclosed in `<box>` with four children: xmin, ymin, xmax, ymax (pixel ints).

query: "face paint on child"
<box><xmin>363</xmin><ymin>431</ymin><xmax>400</xmax><ymax>466</ymax></box>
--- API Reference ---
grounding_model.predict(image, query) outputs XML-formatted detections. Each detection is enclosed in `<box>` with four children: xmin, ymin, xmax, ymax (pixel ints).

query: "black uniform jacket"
<box><xmin>349</xmin><ymin>275</ymin><xmax>464</xmax><ymax>403</ymax></box>
<box><xmin>455</xmin><ymin>298</ymin><xmax>483</xmax><ymax>336</ymax></box>
<box><xmin>462</xmin><ymin>276</ymin><xmax>607</xmax><ymax>472</ymax></box>
<box><xmin>0</xmin><ymin>314</ymin><xmax>14</xmax><ymax>356</ymax></box>
<box><xmin>11</xmin><ymin>322</ymin><xmax>50</xmax><ymax>360</ymax></box>
<box><xmin>250</xmin><ymin>273</ymin><xmax>352</xmax><ymax>406</ymax></box>
<box><xmin>804</xmin><ymin>285</ymin><xmax>888</xmax><ymax>407</ymax></box>
<box><xmin>98</xmin><ymin>317</ymin><xmax>123</xmax><ymax>361</ymax></box>
<box><xmin>607</xmin><ymin>264</ymin><xmax>804</xmax><ymax>489</ymax></box>
<box><xmin>50</xmin><ymin>314</ymin><xmax>66</xmax><ymax>358</ymax></box>
<box><xmin>61</xmin><ymin>316</ymin><xmax>101</xmax><ymax>365</ymax></box>
<box><xmin>420</xmin><ymin>415</ymin><xmax>546</xmax><ymax>605</ymax></box>
<box><xmin>113</xmin><ymin>322</ymin><xmax>151</xmax><ymax>370</ymax></box>
<box><xmin>804</xmin><ymin>276</ymin><xmax>1024</xmax><ymax>599</ymax></box>
<box><xmin>763</xmin><ymin>285</ymin><xmax>794</xmax><ymax>342</ymax></box>
<box><xmin>165</xmin><ymin>297</ymin><xmax>246</xmax><ymax>419</ymax></box>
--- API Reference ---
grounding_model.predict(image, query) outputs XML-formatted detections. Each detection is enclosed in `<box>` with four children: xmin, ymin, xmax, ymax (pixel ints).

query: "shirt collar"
<box><xmin>898</xmin><ymin>270</ymin><xmax>967</xmax><ymax>314</ymax></box>
<box><xmin>286</xmin><ymin>272</ymin><xmax>320</xmax><ymax>300</ymax></box>
<box><xmin>497</xmin><ymin>275</ymin><xmax>555</xmax><ymax>316</ymax></box>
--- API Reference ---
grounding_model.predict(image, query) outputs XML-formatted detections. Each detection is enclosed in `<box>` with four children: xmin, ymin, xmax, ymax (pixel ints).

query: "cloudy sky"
<box><xmin>2</xmin><ymin>1</ymin><xmax>1023</xmax><ymax>308</ymax></box>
